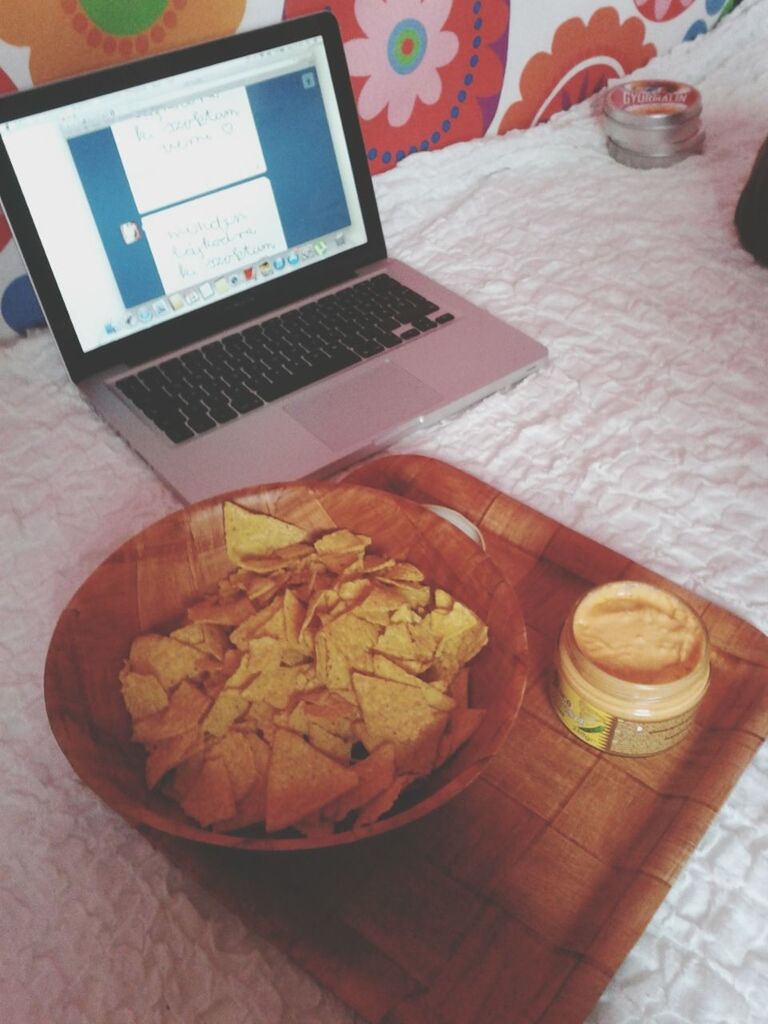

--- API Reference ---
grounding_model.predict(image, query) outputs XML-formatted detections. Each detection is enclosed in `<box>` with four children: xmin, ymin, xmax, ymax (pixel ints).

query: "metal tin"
<box><xmin>603</xmin><ymin>79</ymin><xmax>704</xmax><ymax>169</ymax></box>
<box><xmin>606</xmin><ymin>114</ymin><xmax>701</xmax><ymax>153</ymax></box>
<box><xmin>607</xmin><ymin>129</ymin><xmax>705</xmax><ymax>169</ymax></box>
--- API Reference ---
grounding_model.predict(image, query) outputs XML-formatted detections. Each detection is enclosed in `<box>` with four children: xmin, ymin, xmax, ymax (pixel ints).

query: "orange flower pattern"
<box><xmin>285</xmin><ymin>0</ymin><xmax>510</xmax><ymax>175</ymax></box>
<box><xmin>499</xmin><ymin>7</ymin><xmax>656</xmax><ymax>133</ymax></box>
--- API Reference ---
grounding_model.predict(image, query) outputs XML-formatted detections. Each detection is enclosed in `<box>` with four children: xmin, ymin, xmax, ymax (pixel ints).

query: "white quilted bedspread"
<box><xmin>2</xmin><ymin>1</ymin><xmax>767</xmax><ymax>1021</ymax></box>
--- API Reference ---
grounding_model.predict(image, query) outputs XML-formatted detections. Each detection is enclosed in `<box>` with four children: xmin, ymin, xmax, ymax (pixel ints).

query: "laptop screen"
<box><xmin>0</xmin><ymin>13</ymin><xmax>384</xmax><ymax>380</ymax></box>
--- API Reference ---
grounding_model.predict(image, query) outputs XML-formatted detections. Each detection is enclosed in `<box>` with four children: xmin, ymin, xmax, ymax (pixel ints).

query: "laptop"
<box><xmin>0</xmin><ymin>12</ymin><xmax>547</xmax><ymax>504</ymax></box>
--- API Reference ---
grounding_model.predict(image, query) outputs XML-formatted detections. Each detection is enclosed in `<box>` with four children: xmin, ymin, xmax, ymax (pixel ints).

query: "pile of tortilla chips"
<box><xmin>119</xmin><ymin>501</ymin><xmax>488</xmax><ymax>836</ymax></box>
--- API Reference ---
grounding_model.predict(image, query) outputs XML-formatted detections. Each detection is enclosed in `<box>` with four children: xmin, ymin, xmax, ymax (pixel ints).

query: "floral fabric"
<box><xmin>285</xmin><ymin>0</ymin><xmax>509</xmax><ymax>174</ymax></box>
<box><xmin>0</xmin><ymin>0</ymin><xmax>731</xmax><ymax>336</ymax></box>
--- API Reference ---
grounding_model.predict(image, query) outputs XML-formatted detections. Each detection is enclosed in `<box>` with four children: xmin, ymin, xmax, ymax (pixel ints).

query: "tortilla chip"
<box><xmin>164</xmin><ymin>749</ymin><xmax>205</xmax><ymax>802</ymax></box>
<box><xmin>201</xmin><ymin>690</ymin><xmax>248</xmax><ymax>737</ymax></box>
<box><xmin>321</xmin><ymin>612</ymin><xmax>380</xmax><ymax>666</ymax></box>
<box><xmin>280</xmin><ymin>700</ymin><xmax>311</xmax><ymax>736</ymax></box>
<box><xmin>314</xmin><ymin>528</ymin><xmax>370</xmax><ymax>556</ymax></box>
<box><xmin>210</xmin><ymin>730</ymin><xmax>260</xmax><ymax>801</ymax></box>
<box><xmin>229</xmin><ymin>599</ymin><xmax>284</xmax><ymax>649</ymax></box>
<box><xmin>241</xmin><ymin>697</ymin><xmax>279</xmax><ymax>744</ymax></box>
<box><xmin>433</xmin><ymin>629</ymin><xmax>488</xmax><ymax>680</ymax></box>
<box><xmin>282</xmin><ymin>588</ymin><xmax>306</xmax><ymax>647</ymax></box>
<box><xmin>351</xmin><ymin>671</ymin><xmax>448</xmax><ymax>772</ymax></box>
<box><xmin>244</xmin><ymin>543</ymin><xmax>318</xmax><ymax>575</ymax></box>
<box><xmin>398</xmin><ymin>710</ymin><xmax>449</xmax><ymax>776</ymax></box>
<box><xmin>293</xmin><ymin>811</ymin><xmax>337</xmax><ymax>838</ymax></box>
<box><xmin>170</xmin><ymin>622</ymin><xmax>205</xmax><ymax>647</ymax></box>
<box><xmin>379</xmin><ymin>579</ymin><xmax>431</xmax><ymax>610</ymax></box>
<box><xmin>128</xmin><ymin>634</ymin><xmax>210</xmax><ymax>690</ymax></box>
<box><xmin>280</xmin><ymin>644</ymin><xmax>311</xmax><ymax>667</ymax></box>
<box><xmin>308</xmin><ymin>722</ymin><xmax>352</xmax><ymax>763</ymax></box>
<box><xmin>242</xmin><ymin>663</ymin><xmax>309</xmax><ymax>710</ymax></box>
<box><xmin>201</xmin><ymin>667</ymin><xmax>227</xmax><ymax>701</ymax></box>
<box><xmin>425</xmin><ymin>599</ymin><xmax>482</xmax><ymax>637</ymax></box>
<box><xmin>368</xmin><ymin>654</ymin><xmax>454</xmax><ymax>710</ymax></box>
<box><xmin>299</xmin><ymin>587</ymin><xmax>339</xmax><ymax>644</ymax></box>
<box><xmin>352</xmin><ymin>719</ymin><xmax>376</xmax><ymax>753</ymax></box>
<box><xmin>371</xmin><ymin>654</ymin><xmax>429</xmax><ymax>687</ymax></box>
<box><xmin>132</xmin><ymin>681</ymin><xmax>210</xmax><ymax>743</ymax></box>
<box><xmin>377</xmin><ymin>561</ymin><xmax>424</xmax><ymax>582</ymax></box>
<box><xmin>241</xmin><ymin>574</ymin><xmax>284</xmax><ymax>604</ymax></box>
<box><xmin>359</xmin><ymin>554</ymin><xmax>396</xmax><ymax>574</ymax></box>
<box><xmin>120</xmin><ymin>668</ymin><xmax>169</xmax><ymax>719</ymax></box>
<box><xmin>330</xmin><ymin>742</ymin><xmax>396</xmax><ymax>822</ymax></box>
<box><xmin>224</xmin><ymin>501</ymin><xmax>307</xmax><ymax>564</ymax></box>
<box><xmin>145</xmin><ymin>727</ymin><xmax>204</xmax><ymax>789</ymax></box>
<box><xmin>170</xmin><ymin>622</ymin><xmax>230</xmax><ymax>661</ymax></box>
<box><xmin>304</xmin><ymin>689</ymin><xmax>358</xmax><ymax>720</ymax></box>
<box><xmin>265</xmin><ymin>727</ymin><xmax>357</xmax><ymax>833</ymax></box>
<box><xmin>314</xmin><ymin>632</ymin><xmax>352</xmax><ymax>691</ymax></box>
<box><xmin>213</xmin><ymin>734</ymin><xmax>271</xmax><ymax>832</ymax></box>
<box><xmin>179</xmin><ymin>754</ymin><xmax>236</xmax><ymax>827</ymax></box>
<box><xmin>313</xmin><ymin>528</ymin><xmax>370</xmax><ymax>572</ymax></box>
<box><xmin>220</xmin><ymin>650</ymin><xmax>257</xmax><ymax>692</ymax></box>
<box><xmin>355</xmin><ymin>773</ymin><xmax>414</xmax><ymax>828</ymax></box>
<box><xmin>374</xmin><ymin>620</ymin><xmax>436</xmax><ymax>671</ymax></box>
<box><xmin>349</xmin><ymin>586</ymin><xmax>407</xmax><ymax>627</ymax></box>
<box><xmin>425</xmin><ymin>602</ymin><xmax>488</xmax><ymax>671</ymax></box>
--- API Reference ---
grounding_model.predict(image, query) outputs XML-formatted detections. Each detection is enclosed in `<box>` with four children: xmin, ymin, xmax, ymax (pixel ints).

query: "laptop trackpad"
<box><xmin>284</xmin><ymin>360</ymin><xmax>442</xmax><ymax>451</ymax></box>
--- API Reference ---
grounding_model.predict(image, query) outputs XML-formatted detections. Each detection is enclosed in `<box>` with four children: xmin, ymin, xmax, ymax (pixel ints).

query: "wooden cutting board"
<box><xmin>150</xmin><ymin>454</ymin><xmax>768</xmax><ymax>1024</ymax></box>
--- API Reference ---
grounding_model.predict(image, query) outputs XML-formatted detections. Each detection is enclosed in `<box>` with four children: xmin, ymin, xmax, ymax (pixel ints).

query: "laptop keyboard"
<box><xmin>113</xmin><ymin>273</ymin><xmax>455</xmax><ymax>443</ymax></box>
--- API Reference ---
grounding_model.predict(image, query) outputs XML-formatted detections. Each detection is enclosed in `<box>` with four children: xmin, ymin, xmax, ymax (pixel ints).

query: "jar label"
<box><xmin>609</xmin><ymin>707</ymin><xmax>696</xmax><ymax>756</ymax></box>
<box><xmin>550</xmin><ymin>675</ymin><xmax>613</xmax><ymax>751</ymax></box>
<box><xmin>605</xmin><ymin>80</ymin><xmax>700</xmax><ymax>118</ymax></box>
<box><xmin>551</xmin><ymin>675</ymin><xmax>697</xmax><ymax>756</ymax></box>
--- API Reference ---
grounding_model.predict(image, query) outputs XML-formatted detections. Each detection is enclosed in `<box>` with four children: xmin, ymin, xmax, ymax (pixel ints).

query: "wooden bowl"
<box><xmin>44</xmin><ymin>481</ymin><xmax>528</xmax><ymax>850</ymax></box>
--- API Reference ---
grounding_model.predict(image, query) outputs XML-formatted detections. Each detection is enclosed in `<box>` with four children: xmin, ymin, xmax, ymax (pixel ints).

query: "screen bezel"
<box><xmin>0</xmin><ymin>12</ymin><xmax>386</xmax><ymax>383</ymax></box>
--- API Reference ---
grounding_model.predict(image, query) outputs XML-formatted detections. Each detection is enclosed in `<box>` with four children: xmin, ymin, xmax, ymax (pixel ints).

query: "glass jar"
<box><xmin>550</xmin><ymin>580</ymin><xmax>710</xmax><ymax>756</ymax></box>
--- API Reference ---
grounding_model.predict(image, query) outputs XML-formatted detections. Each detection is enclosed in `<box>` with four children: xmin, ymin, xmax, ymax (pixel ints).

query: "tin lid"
<box><xmin>604</xmin><ymin>79</ymin><xmax>702</xmax><ymax>128</ymax></box>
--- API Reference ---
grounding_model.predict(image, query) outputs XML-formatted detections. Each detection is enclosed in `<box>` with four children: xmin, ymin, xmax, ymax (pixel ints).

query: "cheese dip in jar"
<box><xmin>551</xmin><ymin>581</ymin><xmax>710</xmax><ymax>756</ymax></box>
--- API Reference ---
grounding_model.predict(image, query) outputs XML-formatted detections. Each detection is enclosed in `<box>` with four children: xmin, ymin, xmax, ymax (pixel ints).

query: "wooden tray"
<box><xmin>149</xmin><ymin>454</ymin><xmax>768</xmax><ymax>1024</ymax></box>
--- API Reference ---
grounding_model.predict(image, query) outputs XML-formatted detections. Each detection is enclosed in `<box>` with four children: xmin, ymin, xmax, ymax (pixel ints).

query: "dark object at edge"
<box><xmin>735</xmin><ymin>134</ymin><xmax>768</xmax><ymax>266</ymax></box>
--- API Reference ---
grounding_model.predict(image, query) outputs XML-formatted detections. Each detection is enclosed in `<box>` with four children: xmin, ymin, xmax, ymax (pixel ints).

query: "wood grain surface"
<box><xmin>49</xmin><ymin>455</ymin><xmax>768</xmax><ymax>1024</ymax></box>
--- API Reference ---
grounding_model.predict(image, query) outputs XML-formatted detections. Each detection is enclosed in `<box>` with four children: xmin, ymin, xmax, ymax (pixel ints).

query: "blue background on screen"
<box><xmin>68</xmin><ymin>67</ymin><xmax>350</xmax><ymax>309</ymax></box>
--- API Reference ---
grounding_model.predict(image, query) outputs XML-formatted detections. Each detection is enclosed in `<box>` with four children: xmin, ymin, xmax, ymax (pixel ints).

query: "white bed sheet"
<box><xmin>2</xmin><ymin>1</ymin><xmax>767</xmax><ymax>1021</ymax></box>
